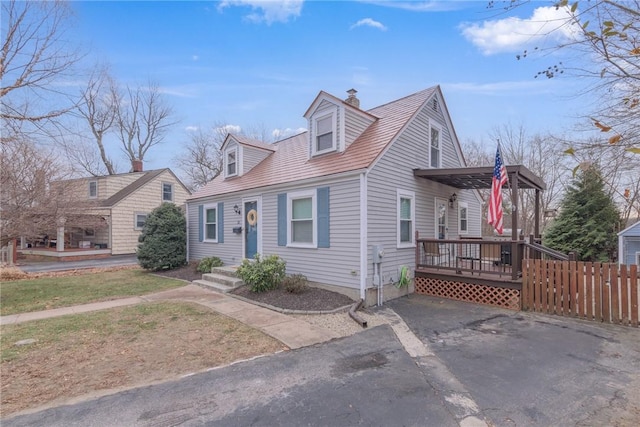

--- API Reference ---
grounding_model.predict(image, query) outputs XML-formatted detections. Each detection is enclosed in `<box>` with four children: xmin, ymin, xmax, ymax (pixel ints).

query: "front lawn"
<box><xmin>0</xmin><ymin>269</ymin><xmax>185</xmax><ymax>315</ymax></box>
<box><xmin>0</xmin><ymin>302</ymin><xmax>284</xmax><ymax>417</ymax></box>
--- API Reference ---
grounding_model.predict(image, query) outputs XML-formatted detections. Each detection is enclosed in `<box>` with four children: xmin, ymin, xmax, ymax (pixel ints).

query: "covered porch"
<box><xmin>412</xmin><ymin>165</ymin><xmax>561</xmax><ymax>309</ymax></box>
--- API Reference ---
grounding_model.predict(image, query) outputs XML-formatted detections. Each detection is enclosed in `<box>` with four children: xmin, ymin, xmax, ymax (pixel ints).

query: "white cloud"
<box><xmin>218</xmin><ymin>0</ymin><xmax>303</xmax><ymax>24</ymax></box>
<box><xmin>192</xmin><ymin>55</ymin><xmax>199</xmax><ymax>61</ymax></box>
<box><xmin>272</xmin><ymin>127</ymin><xmax>306</xmax><ymax>140</ymax></box>
<box><xmin>444</xmin><ymin>80</ymin><xmax>555</xmax><ymax>96</ymax></box>
<box><xmin>350</xmin><ymin>18</ymin><xmax>387</xmax><ymax>31</ymax></box>
<box><xmin>363</xmin><ymin>1</ymin><xmax>464</xmax><ymax>12</ymax></box>
<box><xmin>217</xmin><ymin>124</ymin><xmax>242</xmax><ymax>134</ymax></box>
<box><xmin>460</xmin><ymin>6</ymin><xmax>577</xmax><ymax>55</ymax></box>
<box><xmin>185</xmin><ymin>126</ymin><xmax>199</xmax><ymax>132</ymax></box>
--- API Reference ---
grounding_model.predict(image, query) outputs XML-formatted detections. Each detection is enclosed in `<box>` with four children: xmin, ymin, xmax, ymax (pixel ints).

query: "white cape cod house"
<box><xmin>186</xmin><ymin>87</ymin><xmax>484</xmax><ymax>305</ymax></box>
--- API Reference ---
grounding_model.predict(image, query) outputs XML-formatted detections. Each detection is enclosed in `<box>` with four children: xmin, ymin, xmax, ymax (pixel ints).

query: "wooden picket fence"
<box><xmin>522</xmin><ymin>259</ymin><xmax>639</xmax><ymax>327</ymax></box>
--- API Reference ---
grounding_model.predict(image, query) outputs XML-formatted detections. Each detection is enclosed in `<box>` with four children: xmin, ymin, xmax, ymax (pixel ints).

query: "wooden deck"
<box><xmin>414</xmin><ymin>237</ymin><xmax>525</xmax><ymax>310</ymax></box>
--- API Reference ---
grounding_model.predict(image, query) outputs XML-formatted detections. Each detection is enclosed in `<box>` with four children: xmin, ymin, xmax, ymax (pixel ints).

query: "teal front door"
<box><xmin>244</xmin><ymin>201</ymin><xmax>258</xmax><ymax>259</ymax></box>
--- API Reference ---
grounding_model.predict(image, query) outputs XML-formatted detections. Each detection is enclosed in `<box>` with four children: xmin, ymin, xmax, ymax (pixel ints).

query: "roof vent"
<box><xmin>345</xmin><ymin>88</ymin><xmax>360</xmax><ymax>109</ymax></box>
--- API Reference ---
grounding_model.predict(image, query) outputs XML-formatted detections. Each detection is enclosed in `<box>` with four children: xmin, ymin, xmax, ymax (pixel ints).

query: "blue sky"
<box><xmin>70</xmin><ymin>0</ymin><xmax>587</xmax><ymax>171</ymax></box>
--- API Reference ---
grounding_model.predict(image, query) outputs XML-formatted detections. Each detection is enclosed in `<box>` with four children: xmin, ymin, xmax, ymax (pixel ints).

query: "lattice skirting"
<box><xmin>414</xmin><ymin>276</ymin><xmax>520</xmax><ymax>310</ymax></box>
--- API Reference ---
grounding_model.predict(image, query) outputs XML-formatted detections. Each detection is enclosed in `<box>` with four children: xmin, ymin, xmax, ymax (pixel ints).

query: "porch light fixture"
<box><xmin>449</xmin><ymin>193</ymin><xmax>457</xmax><ymax>208</ymax></box>
<box><xmin>233</xmin><ymin>204</ymin><xmax>241</xmax><ymax>215</ymax></box>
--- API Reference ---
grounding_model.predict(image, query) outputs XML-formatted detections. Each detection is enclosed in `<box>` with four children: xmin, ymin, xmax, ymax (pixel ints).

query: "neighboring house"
<box><xmin>186</xmin><ymin>87</ymin><xmax>483</xmax><ymax>303</ymax></box>
<box><xmin>25</xmin><ymin>164</ymin><xmax>190</xmax><ymax>256</ymax></box>
<box><xmin>618</xmin><ymin>221</ymin><xmax>640</xmax><ymax>267</ymax></box>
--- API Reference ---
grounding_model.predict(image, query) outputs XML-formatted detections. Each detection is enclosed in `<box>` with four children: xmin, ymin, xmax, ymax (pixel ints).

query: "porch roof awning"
<box><xmin>413</xmin><ymin>165</ymin><xmax>546</xmax><ymax>191</ymax></box>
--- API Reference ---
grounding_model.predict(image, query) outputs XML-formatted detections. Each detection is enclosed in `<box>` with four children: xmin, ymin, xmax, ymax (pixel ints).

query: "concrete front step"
<box><xmin>201</xmin><ymin>272</ymin><xmax>243</xmax><ymax>287</ymax></box>
<box><xmin>193</xmin><ymin>265</ymin><xmax>243</xmax><ymax>294</ymax></box>
<box><xmin>210</xmin><ymin>265</ymin><xmax>240</xmax><ymax>278</ymax></box>
<box><xmin>193</xmin><ymin>279</ymin><xmax>241</xmax><ymax>293</ymax></box>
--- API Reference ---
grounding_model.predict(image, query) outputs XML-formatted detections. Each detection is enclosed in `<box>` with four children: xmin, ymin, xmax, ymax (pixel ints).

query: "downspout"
<box><xmin>359</xmin><ymin>171</ymin><xmax>368</xmax><ymax>300</ymax></box>
<box><xmin>185</xmin><ymin>203</ymin><xmax>190</xmax><ymax>262</ymax></box>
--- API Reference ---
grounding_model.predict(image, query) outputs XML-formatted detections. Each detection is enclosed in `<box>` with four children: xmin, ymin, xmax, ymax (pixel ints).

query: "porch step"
<box><xmin>193</xmin><ymin>267</ymin><xmax>243</xmax><ymax>293</ymax></box>
<box><xmin>210</xmin><ymin>265</ymin><xmax>240</xmax><ymax>278</ymax></box>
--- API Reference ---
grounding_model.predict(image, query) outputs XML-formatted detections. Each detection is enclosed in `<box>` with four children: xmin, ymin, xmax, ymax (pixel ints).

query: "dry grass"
<box><xmin>1</xmin><ymin>301</ymin><xmax>285</xmax><ymax>417</ymax></box>
<box><xmin>1</xmin><ymin>268</ymin><xmax>185</xmax><ymax>315</ymax></box>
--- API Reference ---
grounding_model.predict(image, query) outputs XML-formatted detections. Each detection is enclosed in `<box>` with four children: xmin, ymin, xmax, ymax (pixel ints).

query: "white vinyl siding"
<box><xmin>242</xmin><ymin>146</ymin><xmax>271</xmax><ymax>175</ymax></box>
<box><xmin>344</xmin><ymin>108</ymin><xmax>375</xmax><ymax>149</ymax></box>
<box><xmin>187</xmin><ymin>178</ymin><xmax>361</xmax><ymax>289</ymax></box>
<box><xmin>367</xmin><ymin>96</ymin><xmax>482</xmax><ymax>287</ymax></box>
<box><xmin>188</xmin><ymin>200</ymin><xmax>243</xmax><ymax>265</ymax></box>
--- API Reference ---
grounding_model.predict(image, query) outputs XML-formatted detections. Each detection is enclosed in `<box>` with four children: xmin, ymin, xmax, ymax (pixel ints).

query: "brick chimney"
<box><xmin>132</xmin><ymin>159</ymin><xmax>143</xmax><ymax>172</ymax></box>
<box><xmin>345</xmin><ymin>88</ymin><xmax>360</xmax><ymax>109</ymax></box>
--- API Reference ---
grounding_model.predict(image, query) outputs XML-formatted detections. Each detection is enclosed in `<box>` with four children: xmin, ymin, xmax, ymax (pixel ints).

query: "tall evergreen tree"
<box><xmin>544</xmin><ymin>166</ymin><xmax>621</xmax><ymax>262</ymax></box>
<box><xmin>137</xmin><ymin>203</ymin><xmax>186</xmax><ymax>270</ymax></box>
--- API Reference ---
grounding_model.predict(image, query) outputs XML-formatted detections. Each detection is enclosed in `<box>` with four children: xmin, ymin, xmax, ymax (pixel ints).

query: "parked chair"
<box><xmin>422</xmin><ymin>241</ymin><xmax>450</xmax><ymax>267</ymax></box>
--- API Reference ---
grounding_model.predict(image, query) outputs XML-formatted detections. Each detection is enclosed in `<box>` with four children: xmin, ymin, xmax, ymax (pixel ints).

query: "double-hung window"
<box><xmin>397</xmin><ymin>190</ymin><xmax>415</xmax><ymax>248</ymax></box>
<box><xmin>288</xmin><ymin>190</ymin><xmax>316</xmax><ymax>246</ymax></box>
<box><xmin>430</xmin><ymin>123</ymin><xmax>441</xmax><ymax>168</ymax></box>
<box><xmin>162</xmin><ymin>183</ymin><xmax>173</xmax><ymax>201</ymax></box>
<box><xmin>313</xmin><ymin>113</ymin><xmax>336</xmax><ymax>155</ymax></box>
<box><xmin>134</xmin><ymin>213</ymin><xmax>147</xmax><ymax>230</ymax></box>
<box><xmin>205</xmin><ymin>205</ymin><xmax>217</xmax><ymax>241</ymax></box>
<box><xmin>88</xmin><ymin>181</ymin><xmax>98</xmax><ymax>199</ymax></box>
<box><xmin>225</xmin><ymin>146</ymin><xmax>238</xmax><ymax>178</ymax></box>
<box><xmin>458</xmin><ymin>202</ymin><xmax>468</xmax><ymax>235</ymax></box>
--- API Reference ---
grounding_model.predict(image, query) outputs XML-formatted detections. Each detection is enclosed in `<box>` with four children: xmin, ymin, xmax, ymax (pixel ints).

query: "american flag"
<box><xmin>488</xmin><ymin>145</ymin><xmax>508</xmax><ymax>234</ymax></box>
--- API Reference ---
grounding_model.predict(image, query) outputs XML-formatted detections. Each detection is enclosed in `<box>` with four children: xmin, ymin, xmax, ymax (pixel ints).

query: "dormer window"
<box><xmin>313</xmin><ymin>113</ymin><xmax>336</xmax><ymax>155</ymax></box>
<box><xmin>225</xmin><ymin>146</ymin><xmax>238</xmax><ymax>178</ymax></box>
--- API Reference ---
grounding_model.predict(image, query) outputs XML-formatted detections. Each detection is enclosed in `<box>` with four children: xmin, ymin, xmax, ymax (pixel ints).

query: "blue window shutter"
<box><xmin>218</xmin><ymin>202</ymin><xmax>224</xmax><ymax>243</ymax></box>
<box><xmin>317</xmin><ymin>187</ymin><xmax>330</xmax><ymax>248</ymax></box>
<box><xmin>198</xmin><ymin>205</ymin><xmax>204</xmax><ymax>242</ymax></box>
<box><xmin>277</xmin><ymin>193</ymin><xmax>287</xmax><ymax>246</ymax></box>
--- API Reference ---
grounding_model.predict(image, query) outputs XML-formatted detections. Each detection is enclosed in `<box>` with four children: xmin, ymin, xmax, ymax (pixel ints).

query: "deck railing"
<box><xmin>415</xmin><ymin>233</ymin><xmax>524</xmax><ymax>280</ymax></box>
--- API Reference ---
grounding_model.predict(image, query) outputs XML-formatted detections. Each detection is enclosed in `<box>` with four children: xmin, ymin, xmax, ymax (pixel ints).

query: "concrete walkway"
<box><xmin>0</xmin><ymin>284</ymin><xmax>339</xmax><ymax>349</ymax></box>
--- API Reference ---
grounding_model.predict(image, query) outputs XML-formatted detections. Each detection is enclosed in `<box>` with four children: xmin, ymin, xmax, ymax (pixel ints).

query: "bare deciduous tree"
<box><xmin>177</xmin><ymin>123</ymin><xmax>230</xmax><ymax>190</ymax></box>
<box><xmin>463</xmin><ymin>124</ymin><xmax>569</xmax><ymax>236</ymax></box>
<box><xmin>77</xmin><ymin>66</ymin><xmax>118</xmax><ymax>175</ymax></box>
<box><xmin>497</xmin><ymin>0</ymin><xmax>640</xmax><ymax>154</ymax></box>
<box><xmin>113</xmin><ymin>80</ymin><xmax>177</xmax><ymax>169</ymax></box>
<box><xmin>0</xmin><ymin>133</ymin><xmax>103</xmax><ymax>241</ymax></box>
<box><xmin>0</xmin><ymin>0</ymin><xmax>80</xmax><ymax>130</ymax></box>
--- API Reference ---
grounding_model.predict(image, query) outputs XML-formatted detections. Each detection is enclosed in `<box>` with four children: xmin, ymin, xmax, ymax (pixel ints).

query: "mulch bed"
<box><xmin>231</xmin><ymin>285</ymin><xmax>354</xmax><ymax>311</ymax></box>
<box><xmin>154</xmin><ymin>263</ymin><xmax>355</xmax><ymax>312</ymax></box>
<box><xmin>153</xmin><ymin>262</ymin><xmax>202</xmax><ymax>282</ymax></box>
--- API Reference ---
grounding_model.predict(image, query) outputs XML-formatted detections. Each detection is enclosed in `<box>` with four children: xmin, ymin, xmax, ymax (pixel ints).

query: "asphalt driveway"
<box><xmin>388</xmin><ymin>295</ymin><xmax>640</xmax><ymax>426</ymax></box>
<box><xmin>18</xmin><ymin>255</ymin><xmax>138</xmax><ymax>273</ymax></box>
<box><xmin>4</xmin><ymin>295</ymin><xmax>639</xmax><ymax>426</ymax></box>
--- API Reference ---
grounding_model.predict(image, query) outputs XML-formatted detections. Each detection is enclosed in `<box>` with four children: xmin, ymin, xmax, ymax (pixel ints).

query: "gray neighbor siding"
<box><xmin>366</xmin><ymin>96</ymin><xmax>482</xmax><ymax>287</ymax></box>
<box><xmin>620</xmin><ymin>222</ymin><xmax>640</xmax><ymax>266</ymax></box>
<box><xmin>188</xmin><ymin>177</ymin><xmax>361</xmax><ymax>289</ymax></box>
